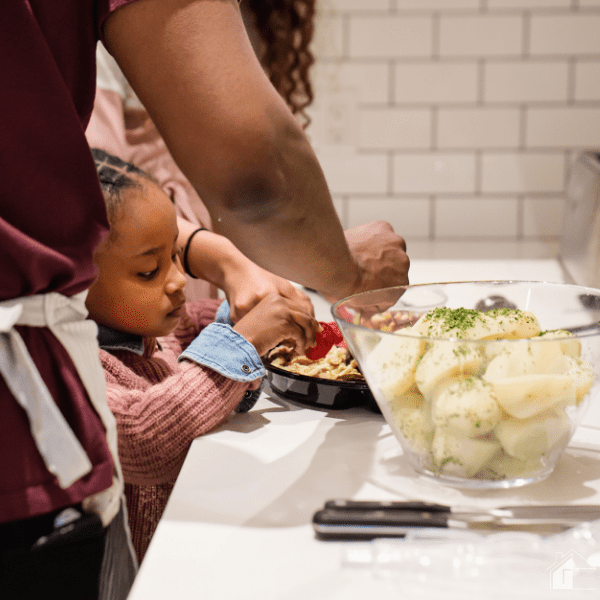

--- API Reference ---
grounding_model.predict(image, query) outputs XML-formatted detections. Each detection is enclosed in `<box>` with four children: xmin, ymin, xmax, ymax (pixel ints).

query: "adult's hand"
<box><xmin>323</xmin><ymin>221</ymin><xmax>410</xmax><ymax>303</ymax></box>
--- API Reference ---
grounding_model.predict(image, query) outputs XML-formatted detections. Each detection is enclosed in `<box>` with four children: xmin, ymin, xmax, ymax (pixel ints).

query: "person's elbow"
<box><xmin>217</xmin><ymin>118</ymin><xmax>309</xmax><ymax>224</ymax></box>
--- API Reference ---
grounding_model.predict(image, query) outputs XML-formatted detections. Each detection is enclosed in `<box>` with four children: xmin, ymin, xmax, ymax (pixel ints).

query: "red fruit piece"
<box><xmin>305</xmin><ymin>322</ymin><xmax>346</xmax><ymax>360</ymax></box>
<box><xmin>327</xmin><ymin>322</ymin><xmax>344</xmax><ymax>345</ymax></box>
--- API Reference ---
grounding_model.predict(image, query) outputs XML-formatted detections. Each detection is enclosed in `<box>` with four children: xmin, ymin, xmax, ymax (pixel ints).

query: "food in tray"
<box><xmin>266</xmin><ymin>321</ymin><xmax>365</xmax><ymax>382</ymax></box>
<box><xmin>367</xmin><ymin>306</ymin><xmax>595</xmax><ymax>480</ymax></box>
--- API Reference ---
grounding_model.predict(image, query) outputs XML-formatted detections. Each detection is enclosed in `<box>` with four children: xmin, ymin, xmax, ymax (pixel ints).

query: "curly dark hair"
<box><xmin>244</xmin><ymin>0</ymin><xmax>316</xmax><ymax>128</ymax></box>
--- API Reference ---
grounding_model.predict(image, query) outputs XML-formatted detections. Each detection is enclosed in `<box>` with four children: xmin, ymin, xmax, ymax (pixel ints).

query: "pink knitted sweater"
<box><xmin>99</xmin><ymin>299</ymin><xmax>253</xmax><ymax>562</ymax></box>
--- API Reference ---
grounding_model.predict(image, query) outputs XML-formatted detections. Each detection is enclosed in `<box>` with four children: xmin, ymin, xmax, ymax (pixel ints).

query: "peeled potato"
<box><xmin>415</xmin><ymin>341</ymin><xmax>483</xmax><ymax>399</ymax></box>
<box><xmin>388</xmin><ymin>387</ymin><xmax>425</xmax><ymax>411</ymax></box>
<box><xmin>485</xmin><ymin>309</ymin><xmax>541</xmax><ymax>339</ymax></box>
<box><xmin>413</xmin><ymin>308</ymin><xmax>503</xmax><ymax>340</ymax></box>
<box><xmin>390</xmin><ymin>390</ymin><xmax>434</xmax><ymax>455</ymax></box>
<box><xmin>413</xmin><ymin>307</ymin><xmax>540</xmax><ymax>341</ymax></box>
<box><xmin>484</xmin><ymin>373</ymin><xmax>575</xmax><ymax>419</ymax></box>
<box><xmin>564</xmin><ymin>355</ymin><xmax>594</xmax><ymax>404</ymax></box>
<box><xmin>484</xmin><ymin>340</ymin><xmax>568</xmax><ymax>379</ymax></box>
<box><xmin>366</xmin><ymin>331</ymin><xmax>425</xmax><ymax>403</ymax></box>
<box><xmin>495</xmin><ymin>409</ymin><xmax>572</xmax><ymax>461</ymax></box>
<box><xmin>483</xmin><ymin>341</ymin><xmax>576</xmax><ymax>418</ymax></box>
<box><xmin>537</xmin><ymin>329</ymin><xmax>582</xmax><ymax>358</ymax></box>
<box><xmin>483</xmin><ymin>339</ymin><xmax>513</xmax><ymax>362</ymax></box>
<box><xmin>486</xmin><ymin>330</ymin><xmax>581</xmax><ymax>363</ymax></box>
<box><xmin>431</xmin><ymin>377</ymin><xmax>501</xmax><ymax>437</ymax></box>
<box><xmin>431</xmin><ymin>429</ymin><xmax>500</xmax><ymax>478</ymax></box>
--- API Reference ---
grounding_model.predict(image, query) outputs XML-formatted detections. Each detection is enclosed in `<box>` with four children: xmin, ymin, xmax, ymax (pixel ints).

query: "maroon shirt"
<box><xmin>0</xmin><ymin>0</ymin><xmax>138</xmax><ymax>523</ymax></box>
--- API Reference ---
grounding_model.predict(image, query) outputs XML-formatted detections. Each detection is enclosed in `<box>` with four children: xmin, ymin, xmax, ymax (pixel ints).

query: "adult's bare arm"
<box><xmin>103</xmin><ymin>0</ymin><xmax>364</xmax><ymax>300</ymax></box>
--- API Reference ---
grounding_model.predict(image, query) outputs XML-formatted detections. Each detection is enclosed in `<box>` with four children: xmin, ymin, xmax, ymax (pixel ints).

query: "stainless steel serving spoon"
<box><xmin>475</xmin><ymin>295</ymin><xmax>517</xmax><ymax>312</ymax></box>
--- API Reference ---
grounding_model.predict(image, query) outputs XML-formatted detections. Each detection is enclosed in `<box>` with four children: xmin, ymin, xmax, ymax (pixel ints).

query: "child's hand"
<box><xmin>232</xmin><ymin>292</ymin><xmax>319</xmax><ymax>357</ymax></box>
<box><xmin>223</xmin><ymin>260</ymin><xmax>315</xmax><ymax>324</ymax></box>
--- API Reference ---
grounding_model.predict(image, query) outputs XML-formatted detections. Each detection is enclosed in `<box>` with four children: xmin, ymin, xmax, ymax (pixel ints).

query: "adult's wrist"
<box><xmin>318</xmin><ymin>259</ymin><xmax>363</xmax><ymax>303</ymax></box>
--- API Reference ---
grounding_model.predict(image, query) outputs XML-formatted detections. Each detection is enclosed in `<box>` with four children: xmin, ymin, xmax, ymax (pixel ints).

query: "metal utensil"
<box><xmin>475</xmin><ymin>295</ymin><xmax>517</xmax><ymax>312</ymax></box>
<box><xmin>579</xmin><ymin>293</ymin><xmax>600</xmax><ymax>311</ymax></box>
<box><xmin>313</xmin><ymin>500</ymin><xmax>600</xmax><ymax>540</ymax></box>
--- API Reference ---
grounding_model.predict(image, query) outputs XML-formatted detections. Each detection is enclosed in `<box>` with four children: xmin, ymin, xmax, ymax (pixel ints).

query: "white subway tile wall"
<box><xmin>308</xmin><ymin>0</ymin><xmax>600</xmax><ymax>257</ymax></box>
<box><xmin>347</xmin><ymin>197</ymin><xmax>431</xmax><ymax>237</ymax></box>
<box><xmin>435</xmin><ymin>197</ymin><xmax>519</xmax><ymax>237</ymax></box>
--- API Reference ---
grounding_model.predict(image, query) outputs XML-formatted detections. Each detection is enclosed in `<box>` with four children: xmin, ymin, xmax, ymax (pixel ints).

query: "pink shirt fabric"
<box><xmin>0</xmin><ymin>0</ymin><xmax>138</xmax><ymax>524</ymax></box>
<box><xmin>100</xmin><ymin>299</ymin><xmax>252</xmax><ymax>561</ymax></box>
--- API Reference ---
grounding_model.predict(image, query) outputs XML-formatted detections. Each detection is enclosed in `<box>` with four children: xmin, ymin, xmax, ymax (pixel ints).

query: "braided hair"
<box><xmin>244</xmin><ymin>0</ymin><xmax>316</xmax><ymax>128</ymax></box>
<box><xmin>92</xmin><ymin>148</ymin><xmax>159</xmax><ymax>239</ymax></box>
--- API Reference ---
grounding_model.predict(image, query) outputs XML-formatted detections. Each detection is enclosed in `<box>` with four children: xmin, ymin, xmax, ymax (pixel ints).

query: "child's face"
<box><xmin>86</xmin><ymin>180</ymin><xmax>187</xmax><ymax>338</ymax></box>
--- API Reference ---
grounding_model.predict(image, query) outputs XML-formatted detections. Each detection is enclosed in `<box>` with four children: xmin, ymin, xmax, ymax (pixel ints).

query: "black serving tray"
<box><xmin>264</xmin><ymin>361</ymin><xmax>380</xmax><ymax>413</ymax></box>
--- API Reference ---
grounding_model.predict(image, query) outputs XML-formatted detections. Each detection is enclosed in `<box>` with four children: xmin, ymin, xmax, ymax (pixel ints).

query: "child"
<box><xmin>86</xmin><ymin>149</ymin><xmax>318</xmax><ymax>562</ymax></box>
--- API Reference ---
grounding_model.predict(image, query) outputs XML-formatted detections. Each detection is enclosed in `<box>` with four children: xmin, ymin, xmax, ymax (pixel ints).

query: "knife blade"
<box><xmin>312</xmin><ymin>500</ymin><xmax>600</xmax><ymax>540</ymax></box>
<box><xmin>324</xmin><ymin>499</ymin><xmax>600</xmax><ymax>523</ymax></box>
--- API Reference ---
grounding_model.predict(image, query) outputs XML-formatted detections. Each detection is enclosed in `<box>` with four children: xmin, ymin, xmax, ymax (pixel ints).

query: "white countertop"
<box><xmin>127</xmin><ymin>260</ymin><xmax>600</xmax><ymax>599</ymax></box>
<box><xmin>128</xmin><ymin>393</ymin><xmax>600</xmax><ymax>600</ymax></box>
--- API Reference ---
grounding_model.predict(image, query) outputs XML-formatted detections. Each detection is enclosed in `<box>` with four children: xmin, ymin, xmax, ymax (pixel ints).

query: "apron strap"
<box><xmin>0</xmin><ymin>302</ymin><xmax>92</xmax><ymax>488</ymax></box>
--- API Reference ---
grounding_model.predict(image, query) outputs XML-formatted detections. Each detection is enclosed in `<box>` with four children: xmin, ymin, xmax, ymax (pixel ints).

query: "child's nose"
<box><xmin>166</xmin><ymin>262</ymin><xmax>186</xmax><ymax>294</ymax></box>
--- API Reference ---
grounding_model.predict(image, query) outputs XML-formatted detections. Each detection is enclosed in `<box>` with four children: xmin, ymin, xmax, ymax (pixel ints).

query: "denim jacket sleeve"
<box><xmin>178</xmin><ymin>301</ymin><xmax>266</xmax><ymax>382</ymax></box>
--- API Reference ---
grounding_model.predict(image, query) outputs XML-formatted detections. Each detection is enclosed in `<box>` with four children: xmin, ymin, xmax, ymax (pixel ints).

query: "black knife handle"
<box><xmin>324</xmin><ymin>499</ymin><xmax>451</xmax><ymax>513</ymax></box>
<box><xmin>312</xmin><ymin>507</ymin><xmax>451</xmax><ymax>540</ymax></box>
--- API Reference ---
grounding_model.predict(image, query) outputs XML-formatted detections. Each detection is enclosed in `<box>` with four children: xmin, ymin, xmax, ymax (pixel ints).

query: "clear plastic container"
<box><xmin>341</xmin><ymin>520</ymin><xmax>600</xmax><ymax>599</ymax></box>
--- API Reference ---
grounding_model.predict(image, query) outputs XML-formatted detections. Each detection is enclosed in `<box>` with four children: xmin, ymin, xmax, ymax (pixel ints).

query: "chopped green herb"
<box><xmin>423</xmin><ymin>307</ymin><xmax>486</xmax><ymax>337</ymax></box>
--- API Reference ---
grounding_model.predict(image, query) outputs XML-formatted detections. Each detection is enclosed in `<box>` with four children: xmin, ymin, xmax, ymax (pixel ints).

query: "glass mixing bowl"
<box><xmin>332</xmin><ymin>281</ymin><xmax>600</xmax><ymax>488</ymax></box>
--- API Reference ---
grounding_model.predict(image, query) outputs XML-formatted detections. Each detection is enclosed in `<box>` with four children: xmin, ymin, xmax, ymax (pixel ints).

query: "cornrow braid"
<box><xmin>91</xmin><ymin>148</ymin><xmax>158</xmax><ymax>225</ymax></box>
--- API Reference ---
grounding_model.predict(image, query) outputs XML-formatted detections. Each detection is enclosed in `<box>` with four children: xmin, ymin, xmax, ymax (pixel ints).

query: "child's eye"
<box><xmin>173</xmin><ymin>248</ymin><xmax>183</xmax><ymax>262</ymax></box>
<box><xmin>138</xmin><ymin>268</ymin><xmax>158</xmax><ymax>280</ymax></box>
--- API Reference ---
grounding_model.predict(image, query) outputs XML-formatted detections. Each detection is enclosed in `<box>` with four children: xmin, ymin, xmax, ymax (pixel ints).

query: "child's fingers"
<box><xmin>287</xmin><ymin>310</ymin><xmax>320</xmax><ymax>355</ymax></box>
<box><xmin>276</xmin><ymin>287</ymin><xmax>316</xmax><ymax>322</ymax></box>
<box><xmin>289</xmin><ymin>289</ymin><xmax>315</xmax><ymax>318</ymax></box>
